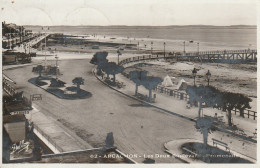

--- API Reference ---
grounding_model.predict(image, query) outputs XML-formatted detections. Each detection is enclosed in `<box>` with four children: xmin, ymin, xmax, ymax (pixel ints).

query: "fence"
<box><xmin>33</xmin><ymin>124</ymin><xmax>63</xmax><ymax>153</ymax></box>
<box><xmin>155</xmin><ymin>84</ymin><xmax>257</xmax><ymax>120</ymax></box>
<box><xmin>229</xmin><ymin>108</ymin><xmax>257</xmax><ymax>120</ymax></box>
<box><xmin>154</xmin><ymin>85</ymin><xmax>189</xmax><ymax>101</ymax></box>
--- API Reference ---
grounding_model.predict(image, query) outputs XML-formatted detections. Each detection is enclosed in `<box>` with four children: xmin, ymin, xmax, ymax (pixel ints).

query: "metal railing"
<box><xmin>33</xmin><ymin>124</ymin><xmax>63</xmax><ymax>153</ymax></box>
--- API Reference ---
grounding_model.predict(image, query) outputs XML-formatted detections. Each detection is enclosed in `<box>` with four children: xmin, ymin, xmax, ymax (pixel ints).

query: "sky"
<box><xmin>0</xmin><ymin>0</ymin><xmax>258</xmax><ymax>26</ymax></box>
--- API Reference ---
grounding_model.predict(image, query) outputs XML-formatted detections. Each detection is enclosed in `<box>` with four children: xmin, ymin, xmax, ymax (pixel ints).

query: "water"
<box><xmin>25</xmin><ymin>25</ymin><xmax>256</xmax><ymax>52</ymax></box>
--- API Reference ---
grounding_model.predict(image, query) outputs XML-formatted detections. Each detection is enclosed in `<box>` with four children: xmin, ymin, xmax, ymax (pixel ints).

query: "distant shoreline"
<box><xmin>23</xmin><ymin>24</ymin><xmax>256</xmax><ymax>27</ymax></box>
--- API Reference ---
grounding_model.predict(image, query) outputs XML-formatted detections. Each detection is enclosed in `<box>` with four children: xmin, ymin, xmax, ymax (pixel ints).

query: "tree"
<box><xmin>186</xmin><ymin>86</ymin><xmax>221</xmax><ymax>118</ymax></box>
<box><xmin>195</xmin><ymin>116</ymin><xmax>217</xmax><ymax>148</ymax></box>
<box><xmin>236</xmin><ymin>94</ymin><xmax>252</xmax><ymax>118</ymax></box>
<box><xmin>141</xmin><ymin>76</ymin><xmax>163</xmax><ymax>102</ymax></box>
<box><xmin>36</xmin><ymin>65</ymin><xmax>43</xmax><ymax>77</ymax></box>
<box><xmin>222</xmin><ymin>92</ymin><xmax>239</xmax><ymax>126</ymax></box>
<box><xmin>129</xmin><ymin>70</ymin><xmax>148</xmax><ymax>96</ymax></box>
<box><xmin>101</xmin><ymin>62</ymin><xmax>124</xmax><ymax>84</ymax></box>
<box><xmin>90</xmin><ymin>52</ymin><xmax>108</xmax><ymax>75</ymax></box>
<box><xmin>72</xmin><ymin>77</ymin><xmax>84</xmax><ymax>91</ymax></box>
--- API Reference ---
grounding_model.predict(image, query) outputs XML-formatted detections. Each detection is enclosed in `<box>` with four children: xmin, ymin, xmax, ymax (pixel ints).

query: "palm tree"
<box><xmin>101</xmin><ymin>62</ymin><xmax>124</xmax><ymax>85</ymax></box>
<box><xmin>195</xmin><ymin>116</ymin><xmax>217</xmax><ymax>148</ymax></box>
<box><xmin>129</xmin><ymin>70</ymin><xmax>148</xmax><ymax>96</ymax></box>
<box><xmin>141</xmin><ymin>76</ymin><xmax>162</xmax><ymax>102</ymax></box>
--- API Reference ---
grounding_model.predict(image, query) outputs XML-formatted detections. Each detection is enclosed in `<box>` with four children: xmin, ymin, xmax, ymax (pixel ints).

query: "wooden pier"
<box><xmin>119</xmin><ymin>49</ymin><xmax>257</xmax><ymax>66</ymax></box>
<box><xmin>184</xmin><ymin>49</ymin><xmax>257</xmax><ymax>63</ymax></box>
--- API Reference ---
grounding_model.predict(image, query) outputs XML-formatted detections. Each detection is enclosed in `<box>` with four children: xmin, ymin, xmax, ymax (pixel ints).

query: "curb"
<box><xmin>164</xmin><ymin>139</ymin><xmax>256</xmax><ymax>163</ymax></box>
<box><xmin>28</xmin><ymin>78</ymin><xmax>91</xmax><ymax>100</ymax></box>
<box><xmin>33</xmin><ymin>127</ymin><xmax>61</xmax><ymax>154</ymax></box>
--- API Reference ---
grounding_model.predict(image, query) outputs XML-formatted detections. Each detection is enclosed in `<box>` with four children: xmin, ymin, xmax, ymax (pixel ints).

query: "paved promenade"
<box><xmin>4</xmin><ymin>58</ymin><xmax>256</xmax><ymax>163</ymax></box>
<box><xmin>107</xmin><ymin>73</ymin><xmax>257</xmax><ymax>159</ymax></box>
<box><xmin>26</xmin><ymin>104</ymin><xmax>93</xmax><ymax>153</ymax></box>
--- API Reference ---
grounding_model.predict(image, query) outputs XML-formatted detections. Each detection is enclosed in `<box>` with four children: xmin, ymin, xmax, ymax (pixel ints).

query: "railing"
<box><xmin>33</xmin><ymin>124</ymin><xmax>63</xmax><ymax>153</ymax></box>
<box><xmin>3</xmin><ymin>80</ymin><xmax>16</xmax><ymax>96</ymax></box>
<box><xmin>154</xmin><ymin>85</ymin><xmax>189</xmax><ymax>101</ymax></box>
<box><xmin>119</xmin><ymin>54</ymin><xmax>169</xmax><ymax>66</ymax></box>
<box><xmin>119</xmin><ymin>49</ymin><xmax>257</xmax><ymax>66</ymax></box>
<box><xmin>227</xmin><ymin>108</ymin><xmax>257</xmax><ymax>120</ymax></box>
<box><xmin>2</xmin><ymin>33</ymin><xmax>44</xmax><ymax>49</ymax></box>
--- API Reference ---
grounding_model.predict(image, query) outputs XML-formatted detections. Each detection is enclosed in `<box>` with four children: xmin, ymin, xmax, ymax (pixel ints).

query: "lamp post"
<box><xmin>197</xmin><ymin>42</ymin><xmax>200</xmax><ymax>55</ymax></box>
<box><xmin>42</xmin><ymin>26</ymin><xmax>49</xmax><ymax>70</ymax></box>
<box><xmin>163</xmin><ymin>42</ymin><xmax>166</xmax><ymax>58</ymax></box>
<box><xmin>151</xmin><ymin>41</ymin><xmax>153</xmax><ymax>55</ymax></box>
<box><xmin>206</xmin><ymin>70</ymin><xmax>211</xmax><ymax>86</ymax></box>
<box><xmin>9</xmin><ymin>27</ymin><xmax>12</xmax><ymax>50</ymax></box>
<box><xmin>192</xmin><ymin>68</ymin><xmax>197</xmax><ymax>86</ymax></box>
<box><xmin>55</xmin><ymin>54</ymin><xmax>59</xmax><ymax>79</ymax></box>
<box><xmin>117</xmin><ymin>49</ymin><xmax>122</xmax><ymax>65</ymax></box>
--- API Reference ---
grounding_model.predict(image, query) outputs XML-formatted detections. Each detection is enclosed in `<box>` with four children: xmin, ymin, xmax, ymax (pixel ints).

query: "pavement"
<box><xmin>25</xmin><ymin>104</ymin><xmax>93</xmax><ymax>153</ymax></box>
<box><xmin>99</xmin><ymin>71</ymin><xmax>257</xmax><ymax>159</ymax></box>
<box><xmin>116</xmin><ymin>73</ymin><xmax>257</xmax><ymax>137</ymax></box>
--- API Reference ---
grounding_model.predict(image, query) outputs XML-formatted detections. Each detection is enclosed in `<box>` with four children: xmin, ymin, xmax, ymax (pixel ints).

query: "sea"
<box><xmin>25</xmin><ymin>25</ymin><xmax>257</xmax><ymax>52</ymax></box>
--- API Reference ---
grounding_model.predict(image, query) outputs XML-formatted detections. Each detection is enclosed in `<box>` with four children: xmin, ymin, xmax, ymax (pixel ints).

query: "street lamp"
<box><xmin>42</xmin><ymin>26</ymin><xmax>49</xmax><ymax>70</ymax></box>
<box><xmin>206</xmin><ymin>70</ymin><xmax>211</xmax><ymax>86</ymax></box>
<box><xmin>117</xmin><ymin>49</ymin><xmax>122</xmax><ymax>65</ymax></box>
<box><xmin>197</xmin><ymin>42</ymin><xmax>200</xmax><ymax>55</ymax></box>
<box><xmin>151</xmin><ymin>41</ymin><xmax>153</xmax><ymax>55</ymax></box>
<box><xmin>55</xmin><ymin>54</ymin><xmax>59</xmax><ymax>79</ymax></box>
<box><xmin>163</xmin><ymin>42</ymin><xmax>166</xmax><ymax>58</ymax></box>
<box><xmin>192</xmin><ymin>68</ymin><xmax>197</xmax><ymax>86</ymax></box>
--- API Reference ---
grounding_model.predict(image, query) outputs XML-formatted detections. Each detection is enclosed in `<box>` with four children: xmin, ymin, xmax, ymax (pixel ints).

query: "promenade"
<box><xmin>26</xmin><ymin>104</ymin><xmax>93</xmax><ymax>153</ymax></box>
<box><xmin>97</xmin><ymin>72</ymin><xmax>257</xmax><ymax>160</ymax></box>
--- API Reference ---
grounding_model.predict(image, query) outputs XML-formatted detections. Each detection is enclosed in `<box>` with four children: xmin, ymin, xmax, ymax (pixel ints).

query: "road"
<box><xmin>3</xmin><ymin>58</ymin><xmax>250</xmax><ymax>163</ymax></box>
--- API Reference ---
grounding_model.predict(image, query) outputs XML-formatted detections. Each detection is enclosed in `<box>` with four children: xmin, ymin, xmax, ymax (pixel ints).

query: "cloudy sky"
<box><xmin>0</xmin><ymin>0</ymin><xmax>257</xmax><ymax>26</ymax></box>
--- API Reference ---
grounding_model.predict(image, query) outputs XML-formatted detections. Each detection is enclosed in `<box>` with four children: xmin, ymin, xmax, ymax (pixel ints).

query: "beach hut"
<box><xmin>176</xmin><ymin>79</ymin><xmax>188</xmax><ymax>90</ymax></box>
<box><xmin>162</xmin><ymin>75</ymin><xmax>174</xmax><ymax>87</ymax></box>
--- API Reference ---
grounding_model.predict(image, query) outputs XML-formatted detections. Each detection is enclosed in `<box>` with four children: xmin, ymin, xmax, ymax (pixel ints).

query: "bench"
<box><xmin>212</xmin><ymin>138</ymin><xmax>230</xmax><ymax>152</ymax></box>
<box><xmin>182</xmin><ymin>147</ymin><xmax>198</xmax><ymax>157</ymax></box>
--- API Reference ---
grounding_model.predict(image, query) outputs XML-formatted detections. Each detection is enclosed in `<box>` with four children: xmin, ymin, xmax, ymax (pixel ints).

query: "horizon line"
<box><xmin>21</xmin><ymin>24</ymin><xmax>257</xmax><ymax>27</ymax></box>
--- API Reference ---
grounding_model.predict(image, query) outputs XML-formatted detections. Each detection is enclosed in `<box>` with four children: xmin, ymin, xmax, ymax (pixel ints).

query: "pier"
<box><xmin>119</xmin><ymin>49</ymin><xmax>257</xmax><ymax>66</ymax></box>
